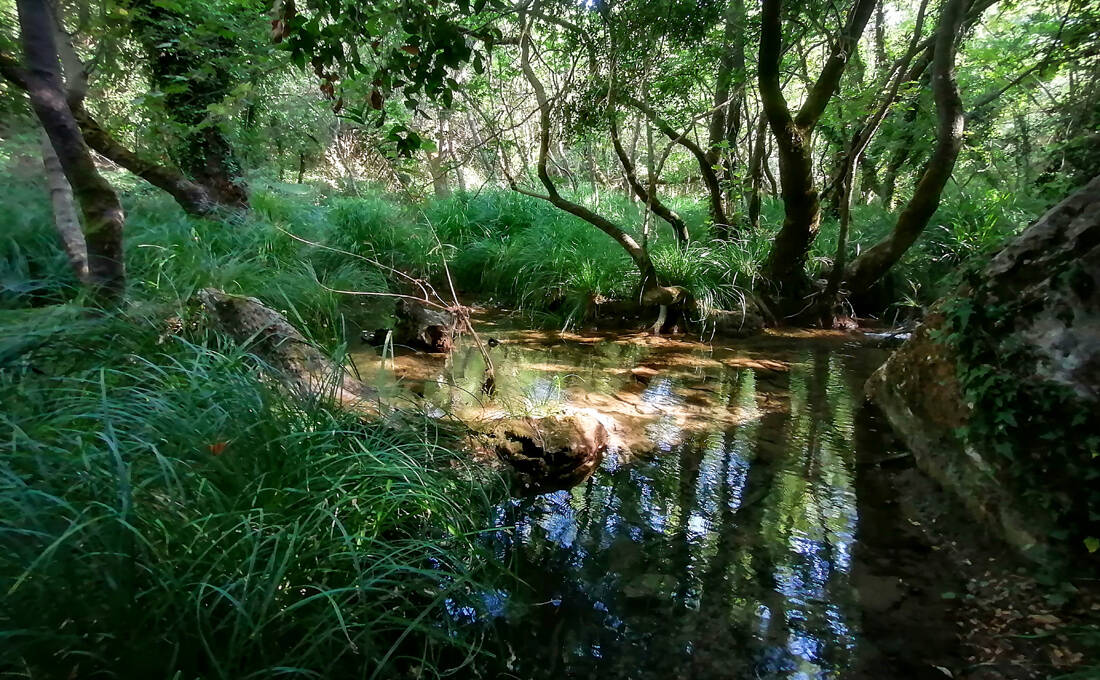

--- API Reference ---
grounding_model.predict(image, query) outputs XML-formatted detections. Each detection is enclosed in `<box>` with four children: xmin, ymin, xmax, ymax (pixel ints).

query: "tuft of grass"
<box><xmin>0</xmin><ymin>177</ymin><xmax>80</xmax><ymax>307</ymax></box>
<box><xmin>0</xmin><ymin>308</ymin><xmax>506</xmax><ymax>679</ymax></box>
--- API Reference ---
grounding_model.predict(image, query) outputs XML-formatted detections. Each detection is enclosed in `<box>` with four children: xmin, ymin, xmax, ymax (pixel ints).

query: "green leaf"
<box><xmin>1085</xmin><ymin>537</ymin><xmax>1099</xmax><ymax>553</ymax></box>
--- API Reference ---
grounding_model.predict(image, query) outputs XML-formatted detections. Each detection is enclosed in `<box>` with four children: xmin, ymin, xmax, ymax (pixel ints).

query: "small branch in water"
<box><xmin>858</xmin><ymin>451</ymin><xmax>913</xmax><ymax>467</ymax></box>
<box><xmin>314</xmin><ymin>282</ymin><xmax>453</xmax><ymax>310</ymax></box>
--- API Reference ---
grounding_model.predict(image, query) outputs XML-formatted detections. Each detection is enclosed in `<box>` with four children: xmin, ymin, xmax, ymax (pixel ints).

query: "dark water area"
<box><xmin>355</xmin><ymin>328</ymin><xmax>920</xmax><ymax>679</ymax></box>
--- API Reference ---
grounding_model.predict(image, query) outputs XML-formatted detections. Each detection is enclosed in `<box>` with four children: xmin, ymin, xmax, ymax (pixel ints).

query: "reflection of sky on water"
<box><xmin>642</xmin><ymin>377</ymin><xmax>683</xmax><ymax>452</ymax></box>
<box><xmin>523</xmin><ymin>376</ymin><xmax>565</xmax><ymax>413</ymax></box>
<box><xmin>456</xmin><ymin>342</ymin><xmax>885</xmax><ymax>680</ymax></box>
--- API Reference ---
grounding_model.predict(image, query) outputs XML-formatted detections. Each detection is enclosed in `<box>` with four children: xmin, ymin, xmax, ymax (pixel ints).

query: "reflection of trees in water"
<box><xmin>437</xmin><ymin>339</ymin><xmax>657</xmax><ymax>411</ymax></box>
<box><xmin>754</xmin><ymin>350</ymin><xmax>859</xmax><ymax>678</ymax></box>
<box><xmin>481</xmin><ymin>348</ymin><xmax>863</xmax><ymax>680</ymax></box>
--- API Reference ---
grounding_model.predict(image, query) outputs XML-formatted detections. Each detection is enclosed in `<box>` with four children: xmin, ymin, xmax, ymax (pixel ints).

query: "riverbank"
<box><xmin>854</xmin><ymin>408</ymin><xmax>1100</xmax><ymax>679</ymax></box>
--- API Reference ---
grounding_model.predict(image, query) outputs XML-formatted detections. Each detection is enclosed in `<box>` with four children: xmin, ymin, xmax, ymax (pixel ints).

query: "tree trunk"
<box><xmin>705</xmin><ymin>0</ymin><xmax>747</xmax><ymax>237</ymax></box>
<box><xmin>758</xmin><ymin>0</ymin><xmax>877</xmax><ymax>314</ymax></box>
<box><xmin>428</xmin><ymin>151</ymin><xmax>451</xmax><ymax>197</ymax></box>
<box><xmin>845</xmin><ymin>0</ymin><xmax>972</xmax><ymax>294</ymax></box>
<box><xmin>0</xmin><ymin>28</ymin><xmax>228</xmax><ymax>218</ymax></box>
<box><xmin>40</xmin><ymin>130</ymin><xmax>88</xmax><ymax>282</ymax></box>
<box><xmin>73</xmin><ymin>105</ymin><xmax>223</xmax><ymax>216</ymax></box>
<box><xmin>859</xmin><ymin>152</ymin><xmax>881</xmax><ymax>201</ymax></box>
<box><xmin>747</xmin><ymin>114</ymin><xmax>769</xmax><ymax>231</ymax></box>
<box><xmin>874</xmin><ymin>0</ymin><xmax>888</xmax><ymax>69</ymax></box>
<box><xmin>133</xmin><ymin>0</ymin><xmax>248</xmax><ymax>210</ymax></box>
<box><xmin>198</xmin><ymin>288</ymin><xmax>376</xmax><ymax>405</ymax></box>
<box><xmin>18</xmin><ymin>0</ymin><xmax>125</xmax><ymax>299</ymax></box>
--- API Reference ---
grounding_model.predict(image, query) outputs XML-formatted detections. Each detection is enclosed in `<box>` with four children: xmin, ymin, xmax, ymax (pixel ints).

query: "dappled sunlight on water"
<box><xmin>353</xmin><ymin>324</ymin><xmax>892</xmax><ymax>679</ymax></box>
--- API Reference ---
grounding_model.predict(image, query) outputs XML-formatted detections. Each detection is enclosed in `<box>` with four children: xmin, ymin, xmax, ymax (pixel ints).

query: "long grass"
<box><xmin>810</xmin><ymin>186</ymin><xmax>1041</xmax><ymax>311</ymax></box>
<box><xmin>0</xmin><ymin>307</ymin><xmax>506</xmax><ymax>679</ymax></box>
<box><xmin>2</xmin><ymin>165</ymin><xmax>1038</xmax><ymax>332</ymax></box>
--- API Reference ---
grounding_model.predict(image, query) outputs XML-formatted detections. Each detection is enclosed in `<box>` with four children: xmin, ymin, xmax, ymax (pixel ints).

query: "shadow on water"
<box><xmin>354</xmin><ymin>329</ymin><xmax>901</xmax><ymax>679</ymax></box>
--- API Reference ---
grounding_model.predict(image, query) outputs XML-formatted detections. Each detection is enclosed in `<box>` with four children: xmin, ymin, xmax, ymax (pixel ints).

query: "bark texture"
<box><xmin>622</xmin><ymin>93</ymin><xmax>730</xmax><ymax>236</ymax></box>
<box><xmin>515</xmin><ymin>6</ymin><xmax>658</xmax><ymax>289</ymax></box>
<box><xmin>610</xmin><ymin>116</ymin><xmax>690</xmax><ymax>246</ymax></box>
<box><xmin>18</xmin><ymin>0</ymin><xmax>125</xmax><ymax>299</ymax></box>
<box><xmin>132</xmin><ymin>0</ymin><xmax>248</xmax><ymax>209</ymax></box>
<box><xmin>0</xmin><ymin>38</ymin><xmax>228</xmax><ymax>217</ymax></box>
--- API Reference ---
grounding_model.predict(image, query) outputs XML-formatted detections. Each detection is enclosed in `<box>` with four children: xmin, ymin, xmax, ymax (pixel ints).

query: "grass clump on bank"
<box><xmin>0</xmin><ymin>305</ymin><xmax>506</xmax><ymax>678</ymax></box>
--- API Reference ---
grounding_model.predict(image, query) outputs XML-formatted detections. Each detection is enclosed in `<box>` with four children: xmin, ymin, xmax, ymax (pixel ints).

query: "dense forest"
<box><xmin>1</xmin><ymin>0</ymin><xmax>1098</xmax><ymax>677</ymax></box>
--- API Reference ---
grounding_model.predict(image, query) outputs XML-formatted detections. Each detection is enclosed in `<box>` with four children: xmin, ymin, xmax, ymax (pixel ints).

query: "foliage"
<box><xmin>934</xmin><ymin>264</ymin><xmax>1100</xmax><ymax>559</ymax></box>
<box><xmin>809</xmin><ymin>187</ymin><xmax>1043</xmax><ymax>314</ymax></box>
<box><xmin>278</xmin><ymin>0</ymin><xmax>505</xmax><ymax>155</ymax></box>
<box><xmin>0</xmin><ymin>307</ymin><xmax>505</xmax><ymax>678</ymax></box>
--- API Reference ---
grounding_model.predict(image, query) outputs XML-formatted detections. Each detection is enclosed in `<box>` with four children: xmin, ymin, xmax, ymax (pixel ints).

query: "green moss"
<box><xmin>934</xmin><ymin>265</ymin><xmax>1100</xmax><ymax>558</ymax></box>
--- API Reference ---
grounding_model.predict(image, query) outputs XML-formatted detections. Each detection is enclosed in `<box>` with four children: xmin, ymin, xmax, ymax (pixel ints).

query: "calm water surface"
<box><xmin>355</xmin><ymin>326</ymin><xmax>897</xmax><ymax>679</ymax></box>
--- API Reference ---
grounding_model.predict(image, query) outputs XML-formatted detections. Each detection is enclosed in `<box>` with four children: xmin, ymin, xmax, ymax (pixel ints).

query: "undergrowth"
<box><xmin>0</xmin><ymin>306</ymin><xmax>506</xmax><ymax>678</ymax></box>
<box><xmin>1</xmin><ymin>168</ymin><xmax>1035</xmax><ymax>332</ymax></box>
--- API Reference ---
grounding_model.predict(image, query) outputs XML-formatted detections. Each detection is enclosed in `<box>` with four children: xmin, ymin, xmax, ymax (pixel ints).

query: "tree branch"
<box><xmin>609</xmin><ymin>114</ymin><xmax>689</xmax><ymax>245</ymax></box>
<box><xmin>794</xmin><ymin>0</ymin><xmax>879</xmax><ymax>128</ymax></box>
<box><xmin>516</xmin><ymin>2</ymin><xmax>656</xmax><ymax>284</ymax></box>
<box><xmin>619</xmin><ymin>92</ymin><xmax>731</xmax><ymax>234</ymax></box>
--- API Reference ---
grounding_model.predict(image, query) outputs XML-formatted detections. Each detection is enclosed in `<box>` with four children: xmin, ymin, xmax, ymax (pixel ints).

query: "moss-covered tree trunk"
<box><xmin>40</xmin><ymin>129</ymin><xmax>88</xmax><ymax>282</ymax></box>
<box><xmin>133</xmin><ymin>0</ymin><xmax>249</xmax><ymax>210</ymax></box>
<box><xmin>18</xmin><ymin>0</ymin><xmax>125</xmax><ymax>299</ymax></box>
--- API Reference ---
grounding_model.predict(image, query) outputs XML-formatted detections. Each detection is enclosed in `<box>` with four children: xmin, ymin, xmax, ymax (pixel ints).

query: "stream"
<box><xmin>352</xmin><ymin>319</ymin><xmax>932</xmax><ymax>679</ymax></box>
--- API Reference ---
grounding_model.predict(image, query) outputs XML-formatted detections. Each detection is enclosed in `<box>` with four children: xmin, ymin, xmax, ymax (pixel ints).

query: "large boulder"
<box><xmin>867</xmin><ymin>177</ymin><xmax>1100</xmax><ymax>562</ymax></box>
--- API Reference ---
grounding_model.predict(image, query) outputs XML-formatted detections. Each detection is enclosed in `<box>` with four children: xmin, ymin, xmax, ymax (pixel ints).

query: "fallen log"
<box><xmin>196</xmin><ymin>288</ymin><xmax>376</xmax><ymax>406</ymax></box>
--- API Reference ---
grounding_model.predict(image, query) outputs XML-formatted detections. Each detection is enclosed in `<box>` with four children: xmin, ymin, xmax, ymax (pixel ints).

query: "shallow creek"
<box><xmin>352</xmin><ymin>319</ymin><xmax>929</xmax><ymax>679</ymax></box>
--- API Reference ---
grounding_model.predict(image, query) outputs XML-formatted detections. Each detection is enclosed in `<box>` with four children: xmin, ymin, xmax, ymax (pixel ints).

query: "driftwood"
<box><xmin>197</xmin><ymin>288</ymin><xmax>376</xmax><ymax>406</ymax></box>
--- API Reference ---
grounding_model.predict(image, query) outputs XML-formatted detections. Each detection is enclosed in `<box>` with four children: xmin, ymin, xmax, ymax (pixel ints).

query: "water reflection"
<box><xmin>353</xmin><ymin>330</ymin><xmax>889</xmax><ymax>678</ymax></box>
<box><xmin>472</xmin><ymin>344</ymin><xmax>882</xmax><ymax>680</ymax></box>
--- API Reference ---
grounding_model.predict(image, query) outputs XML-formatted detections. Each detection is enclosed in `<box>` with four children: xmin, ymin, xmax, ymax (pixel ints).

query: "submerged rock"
<box><xmin>867</xmin><ymin>177</ymin><xmax>1100</xmax><ymax>562</ymax></box>
<box><xmin>472</xmin><ymin>412</ymin><xmax>609</xmax><ymax>493</ymax></box>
